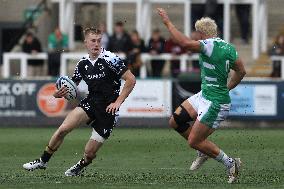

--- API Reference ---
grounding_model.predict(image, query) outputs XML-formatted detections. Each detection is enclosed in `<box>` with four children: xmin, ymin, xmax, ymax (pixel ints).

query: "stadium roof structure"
<box><xmin>51</xmin><ymin>0</ymin><xmax>267</xmax><ymax>59</ymax></box>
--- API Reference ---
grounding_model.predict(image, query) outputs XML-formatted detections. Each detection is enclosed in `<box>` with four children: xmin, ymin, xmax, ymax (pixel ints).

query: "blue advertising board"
<box><xmin>229</xmin><ymin>81</ymin><xmax>280</xmax><ymax>120</ymax></box>
<box><xmin>230</xmin><ymin>84</ymin><xmax>254</xmax><ymax>115</ymax></box>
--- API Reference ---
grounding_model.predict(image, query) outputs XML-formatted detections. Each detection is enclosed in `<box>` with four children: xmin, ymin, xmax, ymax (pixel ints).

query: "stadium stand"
<box><xmin>1</xmin><ymin>0</ymin><xmax>284</xmax><ymax>79</ymax></box>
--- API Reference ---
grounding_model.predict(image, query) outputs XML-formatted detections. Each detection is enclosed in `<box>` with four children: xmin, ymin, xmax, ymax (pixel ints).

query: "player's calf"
<box><xmin>65</xmin><ymin>129</ymin><xmax>104</xmax><ymax>176</ymax></box>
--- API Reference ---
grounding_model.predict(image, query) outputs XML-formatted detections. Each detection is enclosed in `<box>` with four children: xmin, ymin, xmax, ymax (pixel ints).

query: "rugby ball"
<box><xmin>56</xmin><ymin>76</ymin><xmax>78</xmax><ymax>100</ymax></box>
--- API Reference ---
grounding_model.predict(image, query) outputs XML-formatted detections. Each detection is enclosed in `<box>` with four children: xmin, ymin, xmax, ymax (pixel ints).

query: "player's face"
<box><xmin>191</xmin><ymin>31</ymin><xmax>202</xmax><ymax>41</ymax></box>
<box><xmin>85</xmin><ymin>33</ymin><xmax>102</xmax><ymax>56</ymax></box>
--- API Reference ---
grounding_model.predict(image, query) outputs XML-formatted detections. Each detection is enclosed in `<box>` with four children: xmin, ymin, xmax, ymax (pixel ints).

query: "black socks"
<box><xmin>40</xmin><ymin>150</ymin><xmax>52</xmax><ymax>163</ymax></box>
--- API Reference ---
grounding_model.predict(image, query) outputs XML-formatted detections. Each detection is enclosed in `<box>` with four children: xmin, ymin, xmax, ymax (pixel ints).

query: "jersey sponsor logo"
<box><xmin>203</xmin><ymin>62</ymin><xmax>215</xmax><ymax>70</ymax></box>
<box><xmin>205</xmin><ymin>76</ymin><xmax>217</xmax><ymax>82</ymax></box>
<box><xmin>37</xmin><ymin>83</ymin><xmax>67</xmax><ymax>117</ymax></box>
<box><xmin>86</xmin><ymin>72</ymin><xmax>106</xmax><ymax>79</ymax></box>
<box><xmin>206</xmin><ymin>84</ymin><xmax>220</xmax><ymax>87</ymax></box>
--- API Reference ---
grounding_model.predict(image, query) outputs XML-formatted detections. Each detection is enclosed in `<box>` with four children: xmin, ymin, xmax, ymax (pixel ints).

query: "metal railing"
<box><xmin>2</xmin><ymin>52</ymin><xmax>48</xmax><ymax>78</ymax></box>
<box><xmin>2</xmin><ymin>52</ymin><xmax>199</xmax><ymax>79</ymax></box>
<box><xmin>4</xmin><ymin>52</ymin><xmax>284</xmax><ymax>79</ymax></box>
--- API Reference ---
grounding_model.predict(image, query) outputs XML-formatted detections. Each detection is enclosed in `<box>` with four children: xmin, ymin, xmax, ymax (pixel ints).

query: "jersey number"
<box><xmin>225</xmin><ymin>60</ymin><xmax>230</xmax><ymax>73</ymax></box>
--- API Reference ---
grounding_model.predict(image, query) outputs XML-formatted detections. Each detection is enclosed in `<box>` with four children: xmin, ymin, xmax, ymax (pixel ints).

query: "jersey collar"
<box><xmin>87</xmin><ymin>47</ymin><xmax>105</xmax><ymax>66</ymax></box>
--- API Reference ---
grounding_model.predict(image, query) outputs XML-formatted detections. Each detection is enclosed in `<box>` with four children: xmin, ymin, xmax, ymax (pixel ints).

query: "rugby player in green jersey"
<box><xmin>158</xmin><ymin>8</ymin><xmax>246</xmax><ymax>183</ymax></box>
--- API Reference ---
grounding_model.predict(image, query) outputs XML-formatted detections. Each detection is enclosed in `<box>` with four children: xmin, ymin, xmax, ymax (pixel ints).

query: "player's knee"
<box><xmin>188</xmin><ymin>136</ymin><xmax>197</xmax><ymax>149</ymax></box>
<box><xmin>172</xmin><ymin>105</ymin><xmax>193</xmax><ymax>134</ymax></box>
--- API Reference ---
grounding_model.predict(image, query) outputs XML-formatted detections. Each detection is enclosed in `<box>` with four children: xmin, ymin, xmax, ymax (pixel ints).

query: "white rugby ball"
<box><xmin>56</xmin><ymin>76</ymin><xmax>78</xmax><ymax>100</ymax></box>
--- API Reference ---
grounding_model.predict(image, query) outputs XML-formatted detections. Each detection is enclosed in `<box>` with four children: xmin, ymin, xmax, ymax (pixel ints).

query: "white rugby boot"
<box><xmin>190</xmin><ymin>151</ymin><xmax>209</xmax><ymax>171</ymax></box>
<box><xmin>227</xmin><ymin>158</ymin><xmax>242</xmax><ymax>184</ymax></box>
<box><xmin>65</xmin><ymin>159</ymin><xmax>86</xmax><ymax>176</ymax></box>
<box><xmin>23</xmin><ymin>158</ymin><xmax>47</xmax><ymax>171</ymax></box>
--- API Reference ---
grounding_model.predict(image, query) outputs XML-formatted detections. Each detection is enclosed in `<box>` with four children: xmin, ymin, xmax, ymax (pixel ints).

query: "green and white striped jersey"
<box><xmin>199</xmin><ymin>37</ymin><xmax>238</xmax><ymax>104</ymax></box>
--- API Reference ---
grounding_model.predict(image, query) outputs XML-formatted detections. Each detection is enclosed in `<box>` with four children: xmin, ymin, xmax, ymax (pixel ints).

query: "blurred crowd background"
<box><xmin>0</xmin><ymin>0</ymin><xmax>284</xmax><ymax>79</ymax></box>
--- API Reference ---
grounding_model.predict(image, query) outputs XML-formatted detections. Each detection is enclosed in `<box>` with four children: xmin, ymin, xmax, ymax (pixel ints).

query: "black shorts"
<box><xmin>79</xmin><ymin>97</ymin><xmax>118</xmax><ymax>139</ymax></box>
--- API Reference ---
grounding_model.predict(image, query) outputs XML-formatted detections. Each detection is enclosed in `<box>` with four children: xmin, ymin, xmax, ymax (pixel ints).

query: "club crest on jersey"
<box><xmin>97</xmin><ymin>62</ymin><xmax>104</xmax><ymax>70</ymax></box>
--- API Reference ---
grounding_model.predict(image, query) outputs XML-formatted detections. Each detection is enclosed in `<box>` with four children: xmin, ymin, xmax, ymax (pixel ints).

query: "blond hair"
<box><xmin>195</xmin><ymin>17</ymin><xmax>217</xmax><ymax>37</ymax></box>
<box><xmin>83</xmin><ymin>27</ymin><xmax>101</xmax><ymax>38</ymax></box>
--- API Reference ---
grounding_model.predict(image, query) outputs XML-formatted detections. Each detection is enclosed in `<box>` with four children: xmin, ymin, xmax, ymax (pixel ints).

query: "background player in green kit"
<box><xmin>157</xmin><ymin>8</ymin><xmax>246</xmax><ymax>183</ymax></box>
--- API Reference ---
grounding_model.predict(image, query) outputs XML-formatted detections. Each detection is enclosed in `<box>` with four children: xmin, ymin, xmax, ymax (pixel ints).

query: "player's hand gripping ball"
<box><xmin>56</xmin><ymin>76</ymin><xmax>78</xmax><ymax>100</ymax></box>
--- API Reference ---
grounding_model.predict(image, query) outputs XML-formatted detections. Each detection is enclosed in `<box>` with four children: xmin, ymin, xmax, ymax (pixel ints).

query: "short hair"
<box><xmin>132</xmin><ymin>30</ymin><xmax>139</xmax><ymax>35</ymax></box>
<box><xmin>83</xmin><ymin>27</ymin><xmax>101</xmax><ymax>38</ymax></box>
<box><xmin>153</xmin><ymin>28</ymin><xmax>160</xmax><ymax>33</ymax></box>
<box><xmin>195</xmin><ymin>17</ymin><xmax>217</xmax><ymax>37</ymax></box>
<box><xmin>115</xmin><ymin>21</ymin><xmax>124</xmax><ymax>27</ymax></box>
<box><xmin>26</xmin><ymin>32</ymin><xmax>34</xmax><ymax>37</ymax></box>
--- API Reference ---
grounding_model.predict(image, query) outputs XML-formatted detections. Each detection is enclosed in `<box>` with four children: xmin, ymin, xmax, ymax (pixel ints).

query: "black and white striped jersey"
<box><xmin>72</xmin><ymin>48</ymin><xmax>128</xmax><ymax>103</ymax></box>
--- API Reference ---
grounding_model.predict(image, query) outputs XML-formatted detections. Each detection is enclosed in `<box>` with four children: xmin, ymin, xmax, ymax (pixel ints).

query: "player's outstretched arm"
<box><xmin>227</xmin><ymin>58</ymin><xmax>246</xmax><ymax>90</ymax></box>
<box><xmin>157</xmin><ymin>8</ymin><xmax>200</xmax><ymax>52</ymax></box>
<box><xmin>106</xmin><ymin>70</ymin><xmax>136</xmax><ymax>115</ymax></box>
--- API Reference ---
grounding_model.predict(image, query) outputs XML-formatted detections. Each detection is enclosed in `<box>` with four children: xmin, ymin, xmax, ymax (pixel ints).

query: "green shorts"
<box><xmin>188</xmin><ymin>91</ymin><xmax>230</xmax><ymax>129</ymax></box>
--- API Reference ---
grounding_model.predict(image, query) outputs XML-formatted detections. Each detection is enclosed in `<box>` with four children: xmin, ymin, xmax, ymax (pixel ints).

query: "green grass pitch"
<box><xmin>0</xmin><ymin>127</ymin><xmax>283</xmax><ymax>189</ymax></box>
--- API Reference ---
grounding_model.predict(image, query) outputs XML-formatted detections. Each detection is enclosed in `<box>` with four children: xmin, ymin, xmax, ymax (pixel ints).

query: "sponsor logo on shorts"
<box><xmin>103</xmin><ymin>129</ymin><xmax>108</xmax><ymax>134</ymax></box>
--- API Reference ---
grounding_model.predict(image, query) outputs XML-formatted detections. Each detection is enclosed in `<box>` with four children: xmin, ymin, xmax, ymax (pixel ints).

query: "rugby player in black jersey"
<box><xmin>23</xmin><ymin>27</ymin><xmax>136</xmax><ymax>176</ymax></box>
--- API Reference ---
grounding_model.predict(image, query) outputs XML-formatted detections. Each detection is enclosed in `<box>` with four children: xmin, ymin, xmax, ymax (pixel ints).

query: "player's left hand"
<box><xmin>106</xmin><ymin>101</ymin><xmax>122</xmax><ymax>115</ymax></box>
<box><xmin>157</xmin><ymin>8</ymin><xmax>170</xmax><ymax>25</ymax></box>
